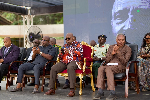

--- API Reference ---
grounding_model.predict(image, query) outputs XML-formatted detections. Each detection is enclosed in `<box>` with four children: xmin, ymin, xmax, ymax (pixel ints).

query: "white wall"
<box><xmin>0</xmin><ymin>24</ymin><xmax>64</xmax><ymax>38</ymax></box>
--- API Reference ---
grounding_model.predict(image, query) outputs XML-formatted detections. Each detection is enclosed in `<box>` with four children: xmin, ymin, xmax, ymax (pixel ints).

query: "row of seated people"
<box><xmin>0</xmin><ymin>32</ymin><xmax>148</xmax><ymax>99</ymax></box>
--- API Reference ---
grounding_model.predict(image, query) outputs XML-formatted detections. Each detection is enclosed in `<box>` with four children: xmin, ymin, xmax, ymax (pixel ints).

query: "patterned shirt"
<box><xmin>58</xmin><ymin>41</ymin><xmax>83</xmax><ymax>69</ymax></box>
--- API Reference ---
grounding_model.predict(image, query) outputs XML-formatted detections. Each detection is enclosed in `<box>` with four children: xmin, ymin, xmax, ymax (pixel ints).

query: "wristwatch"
<box><xmin>39</xmin><ymin>52</ymin><xmax>42</xmax><ymax>55</ymax></box>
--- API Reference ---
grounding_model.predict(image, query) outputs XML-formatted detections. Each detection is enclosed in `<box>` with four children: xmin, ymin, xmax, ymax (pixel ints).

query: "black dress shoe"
<box><xmin>106</xmin><ymin>93</ymin><xmax>117</xmax><ymax>100</ymax></box>
<box><xmin>93</xmin><ymin>92</ymin><xmax>104</xmax><ymax>100</ymax></box>
<box><xmin>27</xmin><ymin>83</ymin><xmax>35</xmax><ymax>86</ymax></box>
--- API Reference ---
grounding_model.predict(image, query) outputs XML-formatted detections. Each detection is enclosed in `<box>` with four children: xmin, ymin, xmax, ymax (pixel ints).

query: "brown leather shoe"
<box><xmin>44</xmin><ymin>89</ymin><xmax>55</xmax><ymax>95</ymax></box>
<box><xmin>67</xmin><ymin>90</ymin><xmax>75</xmax><ymax>97</ymax></box>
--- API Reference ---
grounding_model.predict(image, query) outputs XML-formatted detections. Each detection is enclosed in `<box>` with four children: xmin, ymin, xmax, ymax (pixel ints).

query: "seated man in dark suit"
<box><xmin>26</xmin><ymin>39</ymin><xmax>41</xmax><ymax>86</ymax></box>
<box><xmin>0</xmin><ymin>37</ymin><xmax>20</xmax><ymax>87</ymax></box>
<box><xmin>9</xmin><ymin>36</ymin><xmax>56</xmax><ymax>93</ymax></box>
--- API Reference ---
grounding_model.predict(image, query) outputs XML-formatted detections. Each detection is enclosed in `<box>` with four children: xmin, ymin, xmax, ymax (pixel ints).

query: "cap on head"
<box><xmin>98</xmin><ymin>34</ymin><xmax>107</xmax><ymax>39</ymax></box>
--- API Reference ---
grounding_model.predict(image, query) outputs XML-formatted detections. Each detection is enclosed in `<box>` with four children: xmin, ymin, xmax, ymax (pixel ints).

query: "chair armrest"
<box><xmin>82</xmin><ymin>58</ymin><xmax>87</xmax><ymax>72</ymax></box>
<box><xmin>42</xmin><ymin>61</ymin><xmax>57</xmax><ymax>76</ymax></box>
<box><xmin>126</xmin><ymin>60</ymin><xmax>139</xmax><ymax>74</ymax></box>
<box><xmin>84</xmin><ymin>57</ymin><xmax>93</xmax><ymax>62</ymax></box>
<box><xmin>126</xmin><ymin>61</ymin><xmax>139</xmax><ymax>69</ymax></box>
<box><xmin>8</xmin><ymin>61</ymin><xmax>24</xmax><ymax>72</ymax></box>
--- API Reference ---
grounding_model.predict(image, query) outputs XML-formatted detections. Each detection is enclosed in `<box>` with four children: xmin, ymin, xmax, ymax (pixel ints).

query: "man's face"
<box><xmin>112</xmin><ymin>0</ymin><xmax>150</xmax><ymax>47</ymax></box>
<box><xmin>111</xmin><ymin>6</ymin><xmax>133</xmax><ymax>35</ymax></box>
<box><xmin>98</xmin><ymin>37</ymin><xmax>106</xmax><ymax>44</ymax></box>
<box><xmin>65</xmin><ymin>35</ymin><xmax>73</xmax><ymax>45</ymax></box>
<box><xmin>33</xmin><ymin>40</ymin><xmax>40</xmax><ymax>47</ymax></box>
<box><xmin>4</xmin><ymin>38</ymin><xmax>11</xmax><ymax>47</ymax></box>
<box><xmin>41</xmin><ymin>37</ymin><xmax>49</xmax><ymax>47</ymax></box>
<box><xmin>145</xmin><ymin>35</ymin><xmax>150</xmax><ymax>44</ymax></box>
<box><xmin>116</xmin><ymin>35</ymin><xmax>125</xmax><ymax>47</ymax></box>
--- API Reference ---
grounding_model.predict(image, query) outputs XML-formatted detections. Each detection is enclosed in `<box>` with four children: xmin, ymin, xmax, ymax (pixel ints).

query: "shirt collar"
<box><xmin>6</xmin><ymin>44</ymin><xmax>12</xmax><ymax>49</ymax></box>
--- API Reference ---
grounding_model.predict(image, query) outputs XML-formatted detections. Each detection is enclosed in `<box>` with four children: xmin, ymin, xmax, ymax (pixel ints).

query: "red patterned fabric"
<box><xmin>61</xmin><ymin>69</ymin><xmax>92</xmax><ymax>74</ymax></box>
<box><xmin>60</xmin><ymin>43</ymin><xmax>93</xmax><ymax>74</ymax></box>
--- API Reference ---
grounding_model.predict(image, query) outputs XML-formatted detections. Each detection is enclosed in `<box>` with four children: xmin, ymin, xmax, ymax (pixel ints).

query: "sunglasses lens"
<box><xmin>65</xmin><ymin>38</ymin><xmax>70</xmax><ymax>40</ymax></box>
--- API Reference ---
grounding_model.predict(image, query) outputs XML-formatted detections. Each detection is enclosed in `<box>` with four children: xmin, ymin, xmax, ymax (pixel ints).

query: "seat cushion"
<box><xmin>61</xmin><ymin>69</ymin><xmax>92</xmax><ymax>74</ymax></box>
<box><xmin>114</xmin><ymin>73</ymin><xmax>125</xmax><ymax>79</ymax></box>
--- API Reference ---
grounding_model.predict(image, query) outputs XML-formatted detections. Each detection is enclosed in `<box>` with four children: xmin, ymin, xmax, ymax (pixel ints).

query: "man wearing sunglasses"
<box><xmin>9</xmin><ymin>36</ymin><xmax>56</xmax><ymax>93</ymax></box>
<box><xmin>26</xmin><ymin>39</ymin><xmax>41</xmax><ymax>86</ymax></box>
<box><xmin>45</xmin><ymin>33</ymin><xmax>83</xmax><ymax>97</ymax></box>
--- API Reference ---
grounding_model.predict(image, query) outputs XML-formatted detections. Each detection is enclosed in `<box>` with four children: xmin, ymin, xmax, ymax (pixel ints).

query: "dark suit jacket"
<box><xmin>105</xmin><ymin>44</ymin><xmax>131</xmax><ymax>71</ymax></box>
<box><xmin>0</xmin><ymin>44</ymin><xmax>20</xmax><ymax>64</ymax></box>
<box><xmin>26</xmin><ymin>47</ymin><xmax>32</xmax><ymax>60</ymax></box>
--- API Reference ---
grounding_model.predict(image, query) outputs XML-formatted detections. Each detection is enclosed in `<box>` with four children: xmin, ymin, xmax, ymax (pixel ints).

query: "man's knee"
<box><xmin>67</xmin><ymin>66</ymin><xmax>74</xmax><ymax>71</ymax></box>
<box><xmin>18</xmin><ymin>64</ymin><xmax>26</xmax><ymax>70</ymax></box>
<box><xmin>50</xmin><ymin>64</ymin><xmax>57</xmax><ymax>71</ymax></box>
<box><xmin>33</xmin><ymin>65</ymin><xmax>43</xmax><ymax>72</ymax></box>
<box><xmin>105</xmin><ymin>67</ymin><xmax>111</xmax><ymax>73</ymax></box>
<box><xmin>98</xmin><ymin>66</ymin><xmax>105</xmax><ymax>72</ymax></box>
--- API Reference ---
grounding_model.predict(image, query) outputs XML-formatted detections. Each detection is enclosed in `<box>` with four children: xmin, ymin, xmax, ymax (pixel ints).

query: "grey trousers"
<box><xmin>17</xmin><ymin>62</ymin><xmax>45</xmax><ymax>85</ymax></box>
<box><xmin>49</xmin><ymin>61</ymin><xmax>78</xmax><ymax>89</ymax></box>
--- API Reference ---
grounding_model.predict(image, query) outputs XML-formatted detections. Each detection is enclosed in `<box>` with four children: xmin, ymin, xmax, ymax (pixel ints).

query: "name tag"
<box><xmin>107</xmin><ymin>63</ymin><xmax>118</xmax><ymax>65</ymax></box>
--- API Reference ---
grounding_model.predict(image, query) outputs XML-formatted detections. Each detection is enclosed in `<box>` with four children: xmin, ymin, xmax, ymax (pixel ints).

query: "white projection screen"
<box><xmin>63</xmin><ymin>0</ymin><xmax>150</xmax><ymax>48</ymax></box>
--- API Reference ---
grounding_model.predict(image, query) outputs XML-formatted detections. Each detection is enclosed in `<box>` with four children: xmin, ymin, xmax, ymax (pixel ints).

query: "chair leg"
<box><xmin>6</xmin><ymin>73</ymin><xmax>10</xmax><ymax>90</ymax></box>
<box><xmin>90</xmin><ymin>74</ymin><xmax>95</xmax><ymax>92</ymax></box>
<box><xmin>136</xmin><ymin>77</ymin><xmax>139</xmax><ymax>94</ymax></box>
<box><xmin>41</xmin><ymin>76</ymin><xmax>45</xmax><ymax>92</ymax></box>
<box><xmin>22</xmin><ymin>75</ymin><xmax>25</xmax><ymax>87</ymax></box>
<box><xmin>125</xmin><ymin>68</ymin><xmax>129</xmax><ymax>98</ymax></box>
<box><xmin>79</xmin><ymin>74</ymin><xmax>83</xmax><ymax>95</ymax></box>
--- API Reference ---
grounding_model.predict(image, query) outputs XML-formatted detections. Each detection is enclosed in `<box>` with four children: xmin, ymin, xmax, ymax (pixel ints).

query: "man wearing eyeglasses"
<box><xmin>9</xmin><ymin>36</ymin><xmax>56</xmax><ymax>93</ymax></box>
<box><xmin>93</xmin><ymin>35</ymin><xmax>110</xmax><ymax>85</ymax></box>
<box><xmin>45</xmin><ymin>33</ymin><xmax>83</xmax><ymax>97</ymax></box>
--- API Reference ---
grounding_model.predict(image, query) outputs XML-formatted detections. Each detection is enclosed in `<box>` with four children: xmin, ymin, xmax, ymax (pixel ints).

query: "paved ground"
<box><xmin>0</xmin><ymin>77</ymin><xmax>150</xmax><ymax>100</ymax></box>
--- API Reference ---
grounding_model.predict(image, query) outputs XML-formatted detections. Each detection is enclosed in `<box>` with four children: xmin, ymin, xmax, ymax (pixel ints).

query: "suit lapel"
<box><xmin>5</xmin><ymin>45</ymin><xmax>13</xmax><ymax>57</ymax></box>
<box><xmin>2</xmin><ymin>47</ymin><xmax>5</xmax><ymax>57</ymax></box>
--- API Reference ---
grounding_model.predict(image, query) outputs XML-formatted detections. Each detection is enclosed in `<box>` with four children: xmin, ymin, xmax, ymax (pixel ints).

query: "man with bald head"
<box><xmin>45</xmin><ymin>33</ymin><xmax>83</xmax><ymax>97</ymax></box>
<box><xmin>0</xmin><ymin>37</ymin><xmax>20</xmax><ymax>89</ymax></box>
<box><xmin>93</xmin><ymin>34</ymin><xmax>131</xmax><ymax>100</ymax></box>
<box><xmin>9</xmin><ymin>36</ymin><xmax>56</xmax><ymax>93</ymax></box>
<box><xmin>50</xmin><ymin>37</ymin><xmax>61</xmax><ymax>51</ymax></box>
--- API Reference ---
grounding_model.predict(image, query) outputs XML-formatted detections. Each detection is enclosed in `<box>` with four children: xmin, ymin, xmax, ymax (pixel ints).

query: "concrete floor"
<box><xmin>0</xmin><ymin>77</ymin><xmax>150</xmax><ymax>100</ymax></box>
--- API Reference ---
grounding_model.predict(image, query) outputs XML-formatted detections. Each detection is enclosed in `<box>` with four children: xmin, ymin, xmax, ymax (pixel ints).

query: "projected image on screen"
<box><xmin>64</xmin><ymin>0</ymin><xmax>150</xmax><ymax>48</ymax></box>
<box><xmin>111</xmin><ymin>0</ymin><xmax>150</xmax><ymax>35</ymax></box>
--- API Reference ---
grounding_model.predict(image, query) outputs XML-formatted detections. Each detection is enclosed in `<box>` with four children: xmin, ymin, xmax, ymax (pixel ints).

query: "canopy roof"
<box><xmin>0</xmin><ymin>15</ymin><xmax>12</xmax><ymax>25</ymax></box>
<box><xmin>0</xmin><ymin>0</ymin><xmax>63</xmax><ymax>15</ymax></box>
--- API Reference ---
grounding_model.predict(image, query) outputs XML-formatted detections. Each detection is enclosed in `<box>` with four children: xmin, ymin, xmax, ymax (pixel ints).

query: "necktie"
<box><xmin>4</xmin><ymin>48</ymin><xmax>9</xmax><ymax>55</ymax></box>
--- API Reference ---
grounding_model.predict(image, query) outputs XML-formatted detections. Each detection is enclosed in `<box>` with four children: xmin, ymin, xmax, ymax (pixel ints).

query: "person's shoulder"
<box><xmin>74</xmin><ymin>41</ymin><xmax>81</xmax><ymax>44</ymax></box>
<box><xmin>12</xmin><ymin>44</ymin><xmax>19</xmax><ymax>49</ymax></box>
<box><xmin>94</xmin><ymin>44</ymin><xmax>99</xmax><ymax>48</ymax></box>
<box><xmin>105</xmin><ymin>44</ymin><xmax>110</xmax><ymax>47</ymax></box>
<box><xmin>109</xmin><ymin>44</ymin><xmax>115</xmax><ymax>48</ymax></box>
<box><xmin>124</xmin><ymin>44</ymin><xmax>131</xmax><ymax>50</ymax></box>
